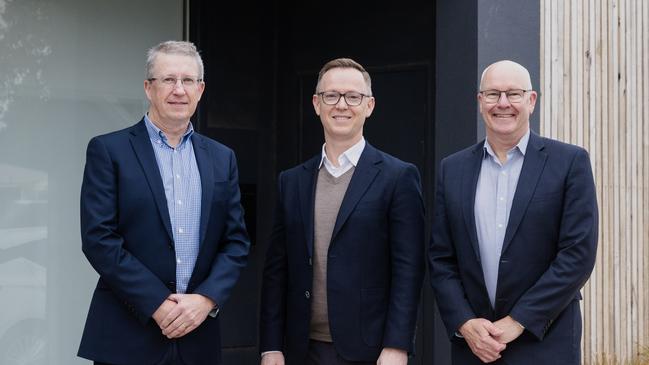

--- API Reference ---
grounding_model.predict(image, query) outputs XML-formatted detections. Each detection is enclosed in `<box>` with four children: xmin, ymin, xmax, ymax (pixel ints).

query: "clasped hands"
<box><xmin>459</xmin><ymin>316</ymin><xmax>524</xmax><ymax>363</ymax></box>
<box><xmin>152</xmin><ymin>293</ymin><xmax>215</xmax><ymax>339</ymax></box>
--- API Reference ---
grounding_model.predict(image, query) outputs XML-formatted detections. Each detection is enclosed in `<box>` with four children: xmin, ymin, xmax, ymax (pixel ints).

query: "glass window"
<box><xmin>0</xmin><ymin>0</ymin><xmax>182</xmax><ymax>363</ymax></box>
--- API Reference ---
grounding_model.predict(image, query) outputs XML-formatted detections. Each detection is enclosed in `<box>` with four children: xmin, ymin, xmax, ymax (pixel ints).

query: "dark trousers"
<box><xmin>95</xmin><ymin>342</ymin><xmax>186</xmax><ymax>365</ymax></box>
<box><xmin>307</xmin><ymin>340</ymin><xmax>375</xmax><ymax>365</ymax></box>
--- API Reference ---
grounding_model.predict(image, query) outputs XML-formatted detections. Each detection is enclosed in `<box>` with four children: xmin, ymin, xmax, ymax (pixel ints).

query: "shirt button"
<box><xmin>177</xmin><ymin>258</ymin><xmax>182</xmax><ymax>264</ymax></box>
<box><xmin>497</xmin><ymin>224</ymin><xmax>503</xmax><ymax>228</ymax></box>
<box><xmin>176</xmin><ymin>174</ymin><xmax>181</xmax><ymax>179</ymax></box>
<box><xmin>177</xmin><ymin>200</ymin><xmax>182</xmax><ymax>205</ymax></box>
<box><xmin>178</xmin><ymin>228</ymin><xmax>184</xmax><ymax>233</ymax></box>
<box><xmin>499</xmin><ymin>197</ymin><xmax>504</xmax><ymax>201</ymax></box>
<box><xmin>501</xmin><ymin>171</ymin><xmax>507</xmax><ymax>176</ymax></box>
<box><xmin>305</xmin><ymin>291</ymin><xmax>311</xmax><ymax>299</ymax></box>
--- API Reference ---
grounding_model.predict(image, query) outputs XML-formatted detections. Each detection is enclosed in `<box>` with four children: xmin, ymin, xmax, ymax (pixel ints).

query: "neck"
<box><xmin>486</xmin><ymin>129</ymin><xmax>527</xmax><ymax>164</ymax></box>
<box><xmin>148</xmin><ymin>113</ymin><xmax>188</xmax><ymax>147</ymax></box>
<box><xmin>324</xmin><ymin>136</ymin><xmax>362</xmax><ymax>167</ymax></box>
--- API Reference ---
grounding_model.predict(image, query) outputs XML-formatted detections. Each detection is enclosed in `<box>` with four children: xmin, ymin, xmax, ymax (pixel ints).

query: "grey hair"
<box><xmin>145</xmin><ymin>40</ymin><xmax>204</xmax><ymax>79</ymax></box>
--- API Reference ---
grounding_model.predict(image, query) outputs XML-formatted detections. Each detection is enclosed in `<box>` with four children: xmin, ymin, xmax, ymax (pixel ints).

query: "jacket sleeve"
<box><xmin>193</xmin><ymin>149</ymin><xmax>251</xmax><ymax>307</ymax></box>
<box><xmin>428</xmin><ymin>158</ymin><xmax>478</xmax><ymax>338</ymax></box>
<box><xmin>382</xmin><ymin>164</ymin><xmax>426</xmax><ymax>351</ymax></box>
<box><xmin>259</xmin><ymin>171</ymin><xmax>288</xmax><ymax>353</ymax></box>
<box><xmin>509</xmin><ymin>148</ymin><xmax>598</xmax><ymax>340</ymax></box>
<box><xmin>80</xmin><ymin>137</ymin><xmax>171</xmax><ymax>324</ymax></box>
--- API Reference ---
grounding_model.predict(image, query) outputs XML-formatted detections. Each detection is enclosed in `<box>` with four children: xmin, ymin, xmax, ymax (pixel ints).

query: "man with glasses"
<box><xmin>429</xmin><ymin>60</ymin><xmax>598</xmax><ymax>364</ymax></box>
<box><xmin>78</xmin><ymin>41</ymin><xmax>250</xmax><ymax>365</ymax></box>
<box><xmin>260</xmin><ymin>58</ymin><xmax>425</xmax><ymax>365</ymax></box>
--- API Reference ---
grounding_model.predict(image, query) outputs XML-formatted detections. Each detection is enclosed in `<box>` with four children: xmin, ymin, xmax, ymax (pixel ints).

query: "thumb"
<box><xmin>485</xmin><ymin>321</ymin><xmax>504</xmax><ymax>336</ymax></box>
<box><xmin>167</xmin><ymin>294</ymin><xmax>182</xmax><ymax>302</ymax></box>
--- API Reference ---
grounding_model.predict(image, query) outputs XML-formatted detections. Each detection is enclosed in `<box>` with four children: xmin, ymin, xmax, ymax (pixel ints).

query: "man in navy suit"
<box><xmin>260</xmin><ymin>58</ymin><xmax>425</xmax><ymax>365</ymax></box>
<box><xmin>78</xmin><ymin>41</ymin><xmax>250</xmax><ymax>365</ymax></box>
<box><xmin>429</xmin><ymin>60</ymin><xmax>598</xmax><ymax>364</ymax></box>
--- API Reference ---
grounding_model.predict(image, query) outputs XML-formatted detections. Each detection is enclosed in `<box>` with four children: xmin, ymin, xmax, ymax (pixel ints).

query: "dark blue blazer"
<box><xmin>429</xmin><ymin>132</ymin><xmax>598</xmax><ymax>365</ymax></box>
<box><xmin>77</xmin><ymin>119</ymin><xmax>250</xmax><ymax>365</ymax></box>
<box><xmin>260</xmin><ymin>143</ymin><xmax>425</xmax><ymax>363</ymax></box>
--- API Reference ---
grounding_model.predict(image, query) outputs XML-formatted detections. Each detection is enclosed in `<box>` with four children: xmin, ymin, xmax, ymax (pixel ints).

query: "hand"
<box><xmin>152</xmin><ymin>298</ymin><xmax>177</xmax><ymax>327</ymax></box>
<box><xmin>260</xmin><ymin>352</ymin><xmax>285</xmax><ymax>365</ymax></box>
<box><xmin>159</xmin><ymin>293</ymin><xmax>216</xmax><ymax>339</ymax></box>
<box><xmin>376</xmin><ymin>347</ymin><xmax>407</xmax><ymax>365</ymax></box>
<box><xmin>493</xmin><ymin>316</ymin><xmax>524</xmax><ymax>345</ymax></box>
<box><xmin>459</xmin><ymin>318</ymin><xmax>506</xmax><ymax>363</ymax></box>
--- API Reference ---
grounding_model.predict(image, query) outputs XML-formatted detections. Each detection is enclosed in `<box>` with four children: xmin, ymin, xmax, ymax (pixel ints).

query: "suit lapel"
<box><xmin>129</xmin><ymin>120</ymin><xmax>173</xmax><ymax>241</ymax></box>
<box><xmin>192</xmin><ymin>134</ymin><xmax>214</xmax><ymax>248</ymax></box>
<box><xmin>501</xmin><ymin>133</ymin><xmax>547</xmax><ymax>254</ymax></box>
<box><xmin>331</xmin><ymin>143</ymin><xmax>381</xmax><ymax>241</ymax></box>
<box><xmin>298</xmin><ymin>156</ymin><xmax>320</xmax><ymax>258</ymax></box>
<box><xmin>462</xmin><ymin>142</ymin><xmax>485</xmax><ymax>261</ymax></box>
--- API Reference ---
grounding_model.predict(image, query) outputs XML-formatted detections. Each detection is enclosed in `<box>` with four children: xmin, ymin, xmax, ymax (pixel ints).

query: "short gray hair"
<box><xmin>145</xmin><ymin>40</ymin><xmax>204</xmax><ymax>79</ymax></box>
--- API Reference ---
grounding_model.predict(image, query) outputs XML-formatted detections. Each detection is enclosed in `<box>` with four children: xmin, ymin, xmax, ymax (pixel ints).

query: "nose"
<box><xmin>171</xmin><ymin>81</ymin><xmax>187</xmax><ymax>95</ymax></box>
<box><xmin>496</xmin><ymin>91</ymin><xmax>511</xmax><ymax>107</ymax></box>
<box><xmin>334</xmin><ymin>96</ymin><xmax>349</xmax><ymax>109</ymax></box>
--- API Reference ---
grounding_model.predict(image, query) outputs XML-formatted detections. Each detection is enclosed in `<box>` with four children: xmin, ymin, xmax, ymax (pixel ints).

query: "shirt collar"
<box><xmin>483</xmin><ymin>129</ymin><xmax>530</xmax><ymax>159</ymax></box>
<box><xmin>144</xmin><ymin>114</ymin><xmax>194</xmax><ymax>147</ymax></box>
<box><xmin>318</xmin><ymin>137</ymin><xmax>366</xmax><ymax>169</ymax></box>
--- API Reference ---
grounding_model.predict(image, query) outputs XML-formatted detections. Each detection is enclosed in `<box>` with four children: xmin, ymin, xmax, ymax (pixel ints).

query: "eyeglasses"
<box><xmin>479</xmin><ymin>89</ymin><xmax>531</xmax><ymax>104</ymax></box>
<box><xmin>317</xmin><ymin>91</ymin><xmax>371</xmax><ymax>106</ymax></box>
<box><xmin>148</xmin><ymin>77</ymin><xmax>203</xmax><ymax>88</ymax></box>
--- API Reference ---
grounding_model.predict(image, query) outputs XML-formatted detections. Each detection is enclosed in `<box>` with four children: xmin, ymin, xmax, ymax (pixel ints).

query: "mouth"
<box><xmin>493</xmin><ymin>113</ymin><xmax>515</xmax><ymax>118</ymax></box>
<box><xmin>168</xmin><ymin>101</ymin><xmax>188</xmax><ymax>106</ymax></box>
<box><xmin>332</xmin><ymin>115</ymin><xmax>351</xmax><ymax>121</ymax></box>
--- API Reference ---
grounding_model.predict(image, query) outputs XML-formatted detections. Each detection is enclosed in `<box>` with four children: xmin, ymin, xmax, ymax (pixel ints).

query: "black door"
<box><xmin>191</xmin><ymin>1</ymin><xmax>449</xmax><ymax>364</ymax></box>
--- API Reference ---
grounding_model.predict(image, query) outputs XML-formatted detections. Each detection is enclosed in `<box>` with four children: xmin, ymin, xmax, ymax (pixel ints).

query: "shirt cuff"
<box><xmin>208</xmin><ymin>305</ymin><xmax>219</xmax><ymax>318</ymax></box>
<box><xmin>261</xmin><ymin>351</ymin><xmax>282</xmax><ymax>357</ymax></box>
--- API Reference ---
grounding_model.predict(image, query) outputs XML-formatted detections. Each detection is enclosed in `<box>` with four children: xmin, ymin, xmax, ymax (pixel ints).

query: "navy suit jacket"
<box><xmin>260</xmin><ymin>143</ymin><xmax>425</xmax><ymax>363</ymax></box>
<box><xmin>429</xmin><ymin>132</ymin><xmax>598</xmax><ymax>365</ymax></box>
<box><xmin>78</xmin><ymin>119</ymin><xmax>250</xmax><ymax>365</ymax></box>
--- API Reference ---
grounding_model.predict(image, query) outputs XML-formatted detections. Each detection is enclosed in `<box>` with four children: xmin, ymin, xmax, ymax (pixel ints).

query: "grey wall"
<box><xmin>477</xmin><ymin>0</ymin><xmax>541</xmax><ymax>139</ymax></box>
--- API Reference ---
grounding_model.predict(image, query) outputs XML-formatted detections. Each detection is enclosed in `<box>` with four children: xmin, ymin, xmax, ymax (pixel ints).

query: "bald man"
<box><xmin>428</xmin><ymin>60</ymin><xmax>598</xmax><ymax>364</ymax></box>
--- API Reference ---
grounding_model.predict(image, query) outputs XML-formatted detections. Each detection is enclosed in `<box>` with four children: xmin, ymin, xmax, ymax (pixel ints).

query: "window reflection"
<box><xmin>0</xmin><ymin>164</ymin><xmax>47</xmax><ymax>365</ymax></box>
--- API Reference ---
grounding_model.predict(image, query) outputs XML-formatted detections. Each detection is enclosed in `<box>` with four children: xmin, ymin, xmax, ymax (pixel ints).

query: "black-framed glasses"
<box><xmin>479</xmin><ymin>89</ymin><xmax>531</xmax><ymax>104</ymax></box>
<box><xmin>148</xmin><ymin>76</ymin><xmax>203</xmax><ymax>88</ymax></box>
<box><xmin>317</xmin><ymin>91</ymin><xmax>371</xmax><ymax>106</ymax></box>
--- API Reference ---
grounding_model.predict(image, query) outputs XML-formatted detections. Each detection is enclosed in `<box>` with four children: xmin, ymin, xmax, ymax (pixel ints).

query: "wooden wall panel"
<box><xmin>540</xmin><ymin>0</ymin><xmax>649</xmax><ymax>363</ymax></box>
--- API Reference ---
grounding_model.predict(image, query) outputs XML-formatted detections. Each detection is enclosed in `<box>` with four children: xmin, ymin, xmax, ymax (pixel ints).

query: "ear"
<box><xmin>312</xmin><ymin>94</ymin><xmax>321</xmax><ymax>116</ymax></box>
<box><xmin>477</xmin><ymin>92</ymin><xmax>483</xmax><ymax>113</ymax></box>
<box><xmin>144</xmin><ymin>79</ymin><xmax>153</xmax><ymax>101</ymax></box>
<box><xmin>196</xmin><ymin>80</ymin><xmax>206</xmax><ymax>100</ymax></box>
<box><xmin>364</xmin><ymin>96</ymin><xmax>375</xmax><ymax>117</ymax></box>
<box><xmin>528</xmin><ymin>90</ymin><xmax>538</xmax><ymax>113</ymax></box>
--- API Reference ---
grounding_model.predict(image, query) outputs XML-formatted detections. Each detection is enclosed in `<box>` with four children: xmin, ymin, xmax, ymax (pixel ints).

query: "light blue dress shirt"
<box><xmin>144</xmin><ymin>115</ymin><xmax>202</xmax><ymax>294</ymax></box>
<box><xmin>474</xmin><ymin>130</ymin><xmax>530</xmax><ymax>307</ymax></box>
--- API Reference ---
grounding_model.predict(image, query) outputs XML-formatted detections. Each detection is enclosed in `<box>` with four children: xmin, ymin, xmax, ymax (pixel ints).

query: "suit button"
<box><xmin>305</xmin><ymin>291</ymin><xmax>311</xmax><ymax>299</ymax></box>
<box><xmin>308</xmin><ymin>257</ymin><xmax>312</xmax><ymax>266</ymax></box>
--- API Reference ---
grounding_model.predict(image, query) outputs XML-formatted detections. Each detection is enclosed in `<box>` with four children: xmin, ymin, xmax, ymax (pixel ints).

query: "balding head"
<box><xmin>480</xmin><ymin>60</ymin><xmax>533</xmax><ymax>91</ymax></box>
<box><xmin>477</xmin><ymin>60</ymin><xmax>537</xmax><ymax>147</ymax></box>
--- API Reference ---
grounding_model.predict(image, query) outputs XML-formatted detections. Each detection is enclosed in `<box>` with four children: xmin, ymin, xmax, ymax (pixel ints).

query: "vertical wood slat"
<box><xmin>540</xmin><ymin>0</ymin><xmax>648</xmax><ymax>363</ymax></box>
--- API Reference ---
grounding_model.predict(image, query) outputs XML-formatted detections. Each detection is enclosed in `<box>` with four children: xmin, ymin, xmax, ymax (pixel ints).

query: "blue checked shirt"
<box><xmin>145</xmin><ymin>115</ymin><xmax>202</xmax><ymax>294</ymax></box>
